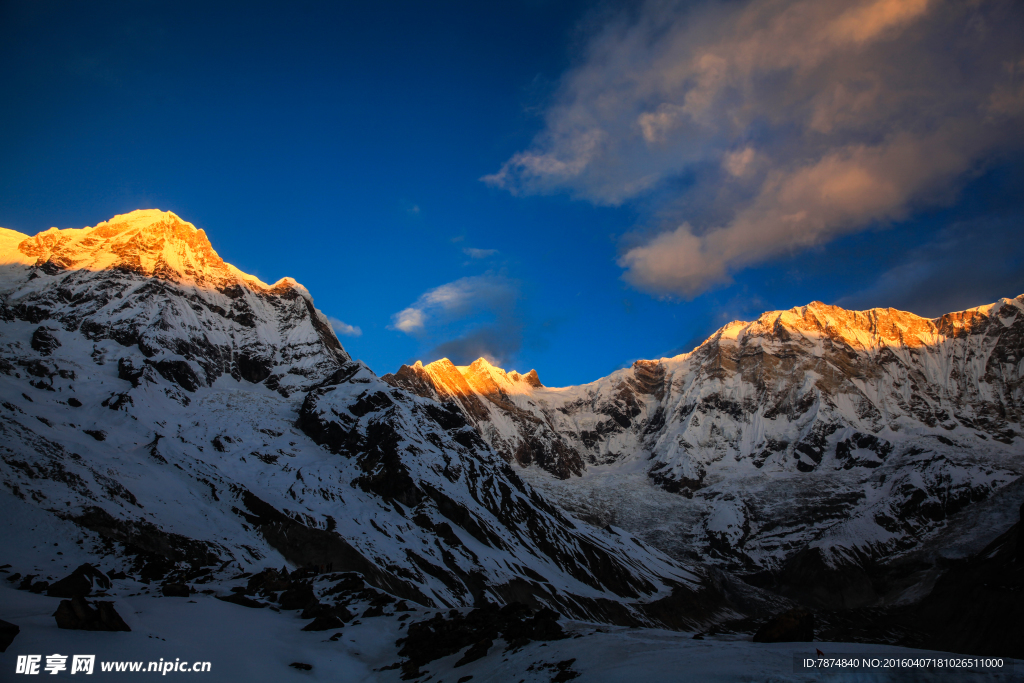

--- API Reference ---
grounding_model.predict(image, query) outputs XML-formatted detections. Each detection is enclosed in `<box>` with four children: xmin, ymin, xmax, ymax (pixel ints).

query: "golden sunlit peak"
<box><xmin>458</xmin><ymin>357</ymin><xmax>543</xmax><ymax>391</ymax></box>
<box><xmin>397</xmin><ymin>356</ymin><xmax>545</xmax><ymax>397</ymax></box>
<box><xmin>0</xmin><ymin>209</ymin><xmax>302</xmax><ymax>295</ymax></box>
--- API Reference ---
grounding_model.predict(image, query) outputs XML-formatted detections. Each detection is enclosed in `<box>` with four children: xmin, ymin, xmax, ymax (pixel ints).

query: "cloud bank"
<box><xmin>389</xmin><ymin>275</ymin><xmax>523</xmax><ymax>365</ymax></box>
<box><xmin>485</xmin><ymin>0</ymin><xmax>1024</xmax><ymax>297</ymax></box>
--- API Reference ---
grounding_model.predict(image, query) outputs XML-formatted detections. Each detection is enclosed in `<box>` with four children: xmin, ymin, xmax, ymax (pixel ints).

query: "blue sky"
<box><xmin>2</xmin><ymin>0</ymin><xmax>1022</xmax><ymax>386</ymax></box>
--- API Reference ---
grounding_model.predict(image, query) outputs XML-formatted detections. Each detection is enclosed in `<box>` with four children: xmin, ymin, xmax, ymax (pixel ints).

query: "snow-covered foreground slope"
<box><xmin>8</xmin><ymin>579</ymin><xmax>1020</xmax><ymax>683</ymax></box>
<box><xmin>0</xmin><ymin>210</ymin><xmax>728</xmax><ymax>633</ymax></box>
<box><xmin>386</xmin><ymin>298</ymin><xmax>1024</xmax><ymax>607</ymax></box>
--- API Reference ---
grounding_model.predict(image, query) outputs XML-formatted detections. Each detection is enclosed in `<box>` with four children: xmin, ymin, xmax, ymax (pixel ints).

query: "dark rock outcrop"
<box><xmin>30</xmin><ymin>326</ymin><xmax>60</xmax><ymax>355</ymax></box>
<box><xmin>216</xmin><ymin>593</ymin><xmax>266</xmax><ymax>609</ymax></box>
<box><xmin>278</xmin><ymin>584</ymin><xmax>317</xmax><ymax>611</ymax></box>
<box><xmin>302</xmin><ymin>615</ymin><xmax>344</xmax><ymax>631</ymax></box>
<box><xmin>53</xmin><ymin>597</ymin><xmax>131</xmax><ymax>631</ymax></box>
<box><xmin>0</xmin><ymin>619</ymin><xmax>19</xmax><ymax>652</ymax></box>
<box><xmin>47</xmin><ymin>563</ymin><xmax>112</xmax><ymax>599</ymax></box>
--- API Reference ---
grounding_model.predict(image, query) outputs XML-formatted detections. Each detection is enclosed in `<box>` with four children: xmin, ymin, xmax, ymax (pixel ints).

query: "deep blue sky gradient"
<box><xmin>2</xmin><ymin>1</ymin><xmax>1022</xmax><ymax>386</ymax></box>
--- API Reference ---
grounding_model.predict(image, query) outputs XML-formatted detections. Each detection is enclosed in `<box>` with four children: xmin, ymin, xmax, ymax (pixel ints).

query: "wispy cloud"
<box><xmin>463</xmin><ymin>247</ymin><xmax>498</xmax><ymax>259</ymax></box>
<box><xmin>486</xmin><ymin>0</ymin><xmax>1024</xmax><ymax>298</ymax></box>
<box><xmin>389</xmin><ymin>275</ymin><xmax>523</xmax><ymax>365</ymax></box>
<box><xmin>327</xmin><ymin>316</ymin><xmax>362</xmax><ymax>337</ymax></box>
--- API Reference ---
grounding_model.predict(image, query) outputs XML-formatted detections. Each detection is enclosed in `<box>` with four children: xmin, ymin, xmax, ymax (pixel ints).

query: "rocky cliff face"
<box><xmin>388</xmin><ymin>298</ymin><xmax>1024</xmax><ymax>599</ymax></box>
<box><xmin>0</xmin><ymin>210</ymin><xmax>725</xmax><ymax>628</ymax></box>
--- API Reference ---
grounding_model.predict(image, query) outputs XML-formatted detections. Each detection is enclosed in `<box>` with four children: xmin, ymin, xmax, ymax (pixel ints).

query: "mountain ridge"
<box><xmin>384</xmin><ymin>292</ymin><xmax>1024</xmax><ymax>609</ymax></box>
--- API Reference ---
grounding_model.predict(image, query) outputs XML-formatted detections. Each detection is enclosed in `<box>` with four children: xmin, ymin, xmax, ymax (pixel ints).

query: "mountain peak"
<box><xmin>459</xmin><ymin>357</ymin><xmax>543</xmax><ymax>392</ymax></box>
<box><xmin>1</xmin><ymin>209</ymin><xmax>299</xmax><ymax>293</ymax></box>
<box><xmin>676</xmin><ymin>295</ymin><xmax>1024</xmax><ymax>364</ymax></box>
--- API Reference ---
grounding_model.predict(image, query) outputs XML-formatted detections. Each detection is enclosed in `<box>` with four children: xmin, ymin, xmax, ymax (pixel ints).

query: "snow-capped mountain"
<box><xmin>0</xmin><ymin>210</ymin><xmax>725</xmax><ymax>628</ymax></box>
<box><xmin>385</xmin><ymin>298</ymin><xmax>1024</xmax><ymax>606</ymax></box>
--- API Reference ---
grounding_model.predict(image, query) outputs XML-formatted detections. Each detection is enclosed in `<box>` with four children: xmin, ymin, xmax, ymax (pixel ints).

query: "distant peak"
<box><xmin>510</xmin><ymin>368</ymin><xmax>544</xmax><ymax>388</ymax></box>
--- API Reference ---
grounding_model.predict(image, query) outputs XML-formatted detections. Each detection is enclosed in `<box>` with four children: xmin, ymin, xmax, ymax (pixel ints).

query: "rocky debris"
<box><xmin>0</xmin><ymin>619</ymin><xmax>20</xmax><ymax>652</ymax></box>
<box><xmin>753</xmin><ymin>608</ymin><xmax>815</xmax><ymax>643</ymax></box>
<box><xmin>247</xmin><ymin>567</ymin><xmax>292</xmax><ymax>596</ymax></box>
<box><xmin>47</xmin><ymin>563</ymin><xmax>111</xmax><ymax>598</ymax></box>
<box><xmin>136</xmin><ymin>556</ymin><xmax>176</xmax><ymax>582</ymax></box>
<box><xmin>322</xmin><ymin>572</ymin><xmax>366</xmax><ymax>596</ymax></box>
<box><xmin>53</xmin><ymin>596</ymin><xmax>131</xmax><ymax>631</ymax></box>
<box><xmin>528</xmin><ymin>658</ymin><xmax>581</xmax><ymax>682</ymax></box>
<box><xmin>17</xmin><ymin>573</ymin><xmax>50</xmax><ymax>593</ymax></box>
<box><xmin>161</xmin><ymin>582</ymin><xmax>191</xmax><ymax>597</ymax></box>
<box><xmin>396</xmin><ymin>602</ymin><xmax>566</xmax><ymax>678</ymax></box>
<box><xmin>233</xmin><ymin>568</ymin><xmax>361</xmax><ymax>620</ymax></box>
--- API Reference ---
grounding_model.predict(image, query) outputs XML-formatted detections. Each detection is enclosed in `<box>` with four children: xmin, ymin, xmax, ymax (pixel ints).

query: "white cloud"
<box><xmin>327</xmin><ymin>316</ymin><xmax>362</xmax><ymax>337</ymax></box>
<box><xmin>487</xmin><ymin>0</ymin><xmax>1024</xmax><ymax>297</ymax></box>
<box><xmin>388</xmin><ymin>275</ymin><xmax>524</xmax><ymax>365</ymax></box>
<box><xmin>390</xmin><ymin>308</ymin><xmax>426</xmax><ymax>333</ymax></box>
<box><xmin>463</xmin><ymin>247</ymin><xmax>498</xmax><ymax>259</ymax></box>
